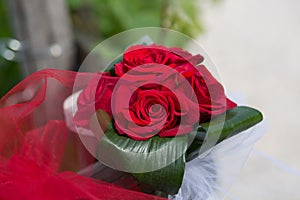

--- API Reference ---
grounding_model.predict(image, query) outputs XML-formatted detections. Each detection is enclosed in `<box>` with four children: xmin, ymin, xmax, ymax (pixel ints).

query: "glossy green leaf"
<box><xmin>133</xmin><ymin>155</ymin><xmax>185</xmax><ymax>195</ymax></box>
<box><xmin>97</xmin><ymin>123</ymin><xmax>188</xmax><ymax>194</ymax></box>
<box><xmin>186</xmin><ymin>106</ymin><xmax>263</xmax><ymax>161</ymax></box>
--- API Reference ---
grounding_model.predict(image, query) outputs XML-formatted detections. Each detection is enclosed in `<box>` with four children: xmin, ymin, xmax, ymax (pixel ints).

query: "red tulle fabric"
<box><xmin>0</xmin><ymin>69</ymin><xmax>165</xmax><ymax>200</ymax></box>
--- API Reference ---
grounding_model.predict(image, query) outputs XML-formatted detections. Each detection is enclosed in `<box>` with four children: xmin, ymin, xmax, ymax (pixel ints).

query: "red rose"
<box><xmin>111</xmin><ymin>64</ymin><xmax>200</xmax><ymax>140</ymax></box>
<box><xmin>74</xmin><ymin>73</ymin><xmax>119</xmax><ymax>127</ymax></box>
<box><xmin>114</xmin><ymin>44</ymin><xmax>204</xmax><ymax>77</ymax></box>
<box><xmin>192</xmin><ymin>65</ymin><xmax>237</xmax><ymax>117</ymax></box>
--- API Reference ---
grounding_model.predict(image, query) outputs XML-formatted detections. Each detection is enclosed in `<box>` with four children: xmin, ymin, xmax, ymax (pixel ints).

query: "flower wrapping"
<box><xmin>0</xmin><ymin>69</ymin><xmax>166</xmax><ymax>200</ymax></box>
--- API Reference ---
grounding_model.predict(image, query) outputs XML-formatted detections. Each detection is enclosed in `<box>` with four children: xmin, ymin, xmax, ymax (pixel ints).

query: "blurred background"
<box><xmin>199</xmin><ymin>0</ymin><xmax>300</xmax><ymax>199</ymax></box>
<box><xmin>0</xmin><ymin>0</ymin><xmax>207</xmax><ymax>96</ymax></box>
<box><xmin>0</xmin><ymin>0</ymin><xmax>299</xmax><ymax>199</ymax></box>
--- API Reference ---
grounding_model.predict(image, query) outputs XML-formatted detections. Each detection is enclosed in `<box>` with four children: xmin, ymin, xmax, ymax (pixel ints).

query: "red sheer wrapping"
<box><xmin>0</xmin><ymin>69</ymin><xmax>165</xmax><ymax>200</ymax></box>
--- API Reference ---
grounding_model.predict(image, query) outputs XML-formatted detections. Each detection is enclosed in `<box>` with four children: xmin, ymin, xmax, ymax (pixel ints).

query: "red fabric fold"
<box><xmin>0</xmin><ymin>69</ymin><xmax>165</xmax><ymax>200</ymax></box>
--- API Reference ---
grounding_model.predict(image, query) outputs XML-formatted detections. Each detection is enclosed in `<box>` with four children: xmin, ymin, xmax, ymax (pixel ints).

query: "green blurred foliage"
<box><xmin>68</xmin><ymin>0</ymin><xmax>206</xmax><ymax>40</ymax></box>
<box><xmin>0</xmin><ymin>1</ymin><xmax>21</xmax><ymax>98</ymax></box>
<box><xmin>0</xmin><ymin>0</ymin><xmax>218</xmax><ymax>97</ymax></box>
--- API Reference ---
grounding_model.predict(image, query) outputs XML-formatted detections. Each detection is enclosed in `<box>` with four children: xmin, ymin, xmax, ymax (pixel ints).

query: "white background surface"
<box><xmin>198</xmin><ymin>0</ymin><xmax>300</xmax><ymax>199</ymax></box>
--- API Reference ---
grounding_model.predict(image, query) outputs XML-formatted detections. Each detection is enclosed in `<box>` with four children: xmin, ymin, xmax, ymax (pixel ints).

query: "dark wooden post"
<box><xmin>6</xmin><ymin>0</ymin><xmax>74</xmax><ymax>76</ymax></box>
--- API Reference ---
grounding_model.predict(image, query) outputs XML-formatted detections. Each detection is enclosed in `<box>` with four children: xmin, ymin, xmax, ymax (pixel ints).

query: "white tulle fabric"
<box><xmin>170</xmin><ymin>121</ymin><xmax>264</xmax><ymax>200</ymax></box>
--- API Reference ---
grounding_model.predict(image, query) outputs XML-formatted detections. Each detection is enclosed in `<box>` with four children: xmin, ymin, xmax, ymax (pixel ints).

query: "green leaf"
<box><xmin>133</xmin><ymin>155</ymin><xmax>185</xmax><ymax>195</ymax></box>
<box><xmin>201</xmin><ymin>106</ymin><xmax>263</xmax><ymax>141</ymax></box>
<box><xmin>104</xmin><ymin>55</ymin><xmax>122</xmax><ymax>76</ymax></box>
<box><xmin>186</xmin><ymin>106</ymin><xmax>263</xmax><ymax>161</ymax></box>
<box><xmin>97</xmin><ymin>124</ymin><xmax>188</xmax><ymax>194</ymax></box>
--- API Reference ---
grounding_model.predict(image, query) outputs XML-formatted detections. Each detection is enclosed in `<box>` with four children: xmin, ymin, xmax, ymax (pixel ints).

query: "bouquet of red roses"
<box><xmin>68</xmin><ymin>41</ymin><xmax>263</xmax><ymax>197</ymax></box>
